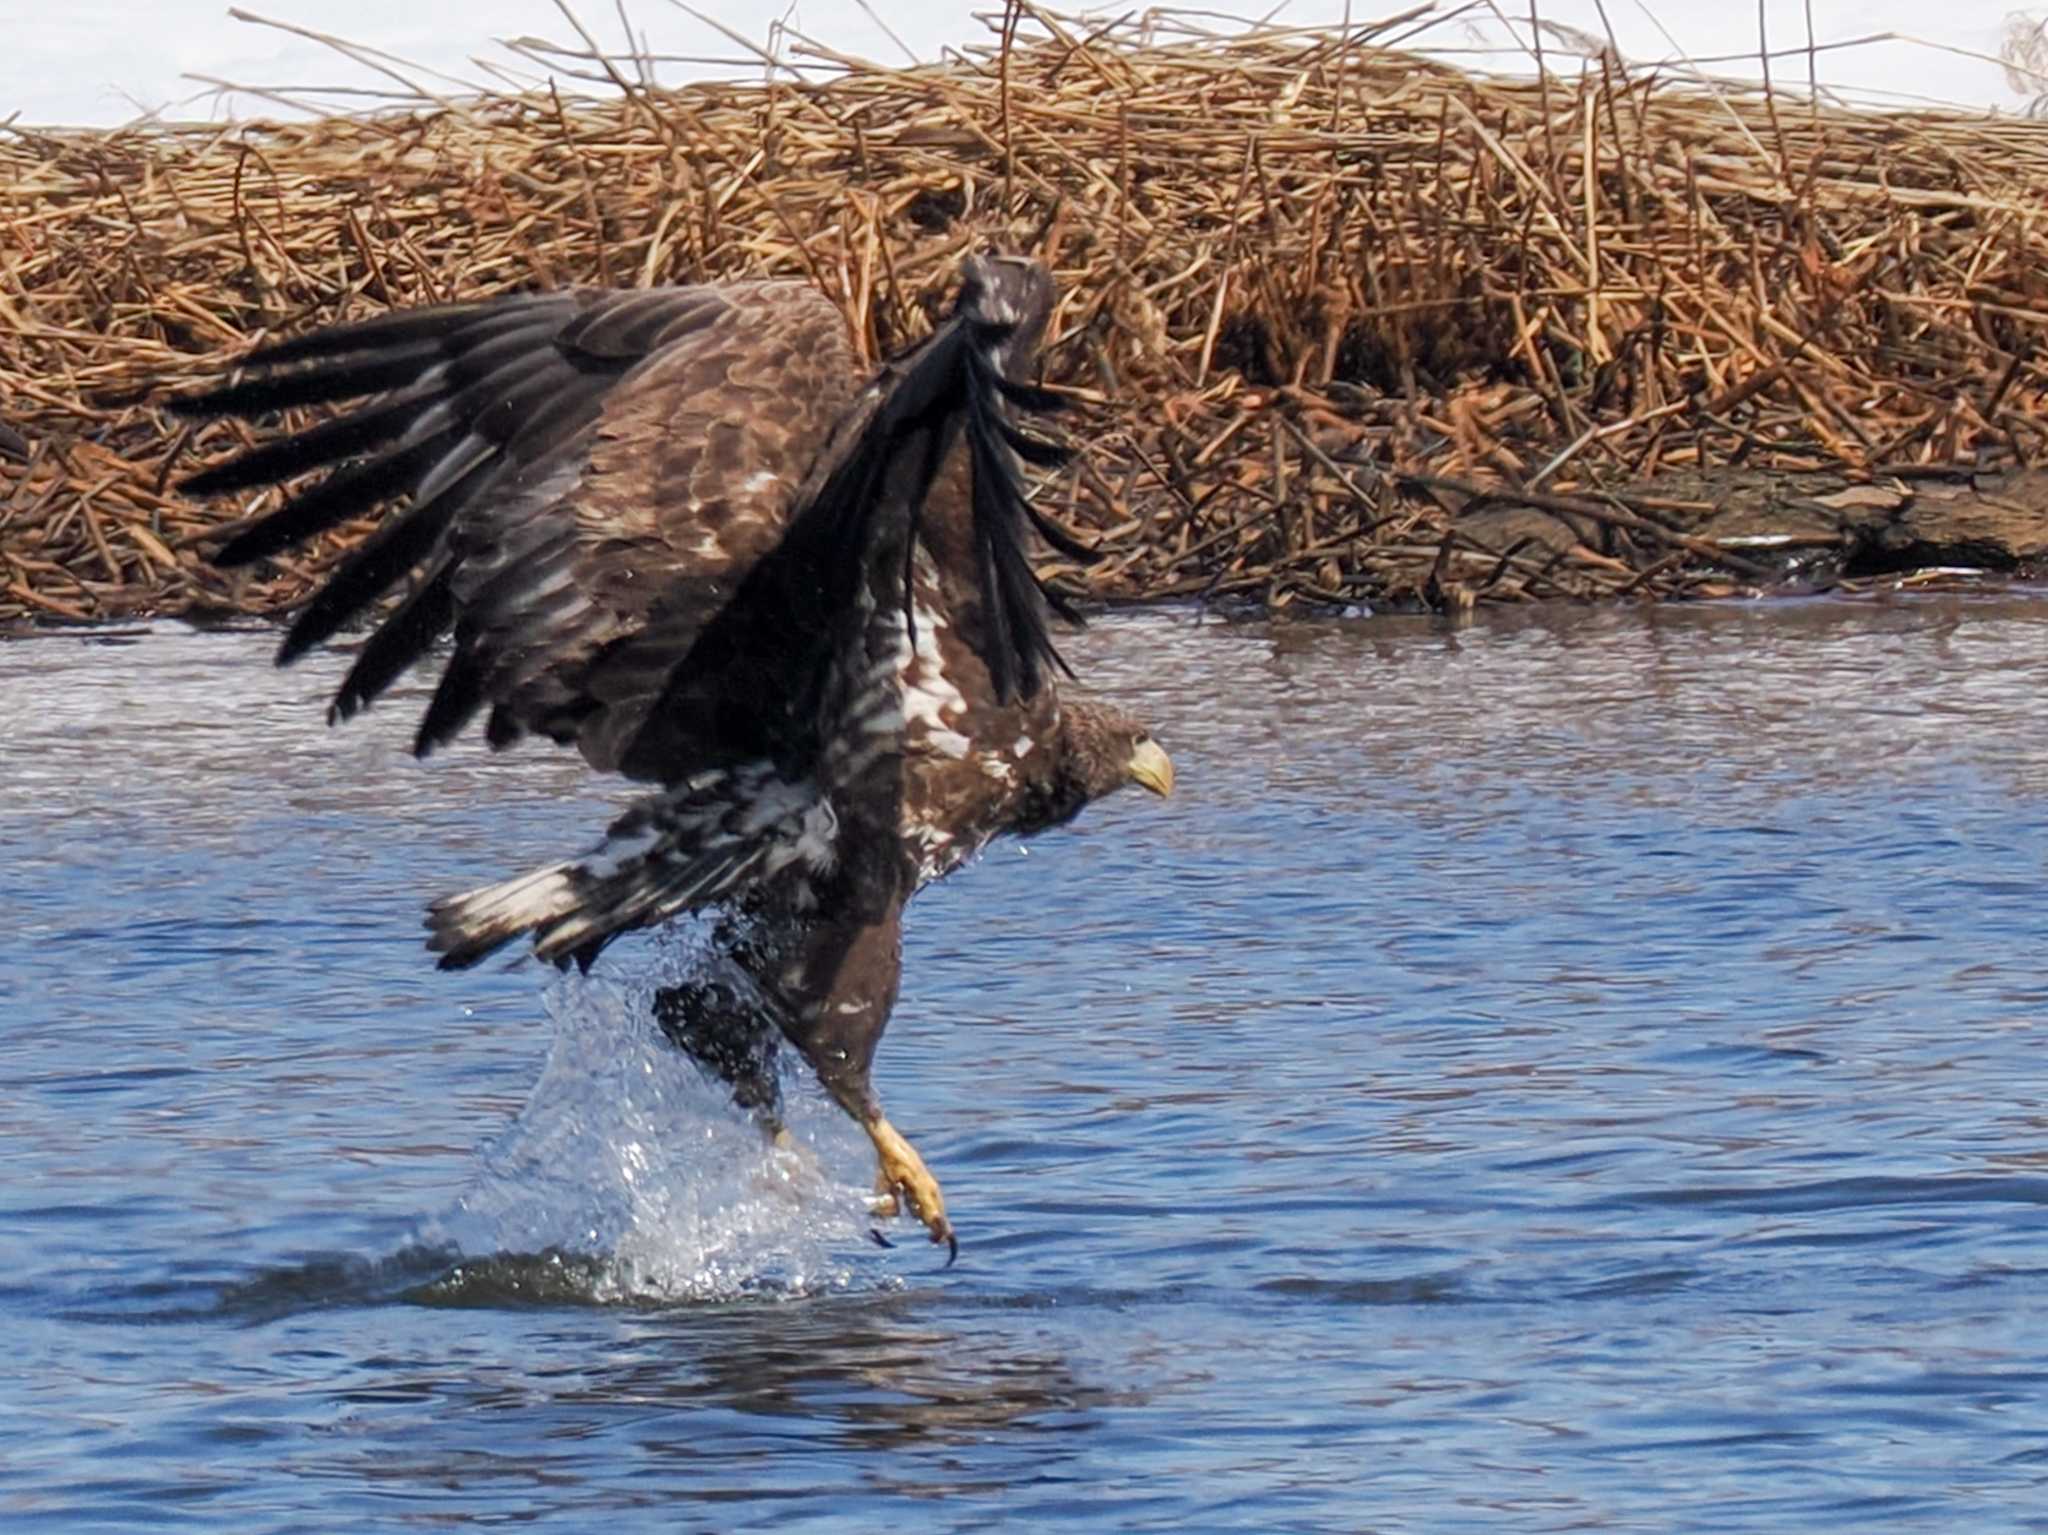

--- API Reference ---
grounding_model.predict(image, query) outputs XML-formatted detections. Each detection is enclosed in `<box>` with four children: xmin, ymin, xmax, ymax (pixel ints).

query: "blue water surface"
<box><xmin>3</xmin><ymin>598</ymin><xmax>2047</xmax><ymax>1532</ymax></box>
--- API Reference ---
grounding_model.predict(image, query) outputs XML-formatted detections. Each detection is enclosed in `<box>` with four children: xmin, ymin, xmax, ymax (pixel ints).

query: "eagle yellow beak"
<box><xmin>1129</xmin><ymin>738</ymin><xmax>1175</xmax><ymax>797</ymax></box>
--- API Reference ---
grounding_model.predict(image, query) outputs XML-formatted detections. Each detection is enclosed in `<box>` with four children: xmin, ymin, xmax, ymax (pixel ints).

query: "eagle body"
<box><xmin>174</xmin><ymin>256</ymin><xmax>1171</xmax><ymax>1255</ymax></box>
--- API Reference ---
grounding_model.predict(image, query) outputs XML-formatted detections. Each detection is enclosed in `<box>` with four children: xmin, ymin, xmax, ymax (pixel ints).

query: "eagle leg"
<box><xmin>650</xmin><ymin>929</ymin><xmax>787</xmax><ymax>1138</ymax></box>
<box><xmin>758</xmin><ymin>907</ymin><xmax>958</xmax><ymax>1261</ymax></box>
<box><xmin>862</xmin><ymin>1109</ymin><xmax>956</xmax><ymax>1264</ymax></box>
<box><xmin>651</xmin><ymin>980</ymin><xmax>787</xmax><ymax>1138</ymax></box>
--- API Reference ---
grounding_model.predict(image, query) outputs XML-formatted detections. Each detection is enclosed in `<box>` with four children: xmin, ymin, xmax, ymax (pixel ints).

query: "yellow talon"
<box><xmin>864</xmin><ymin>1112</ymin><xmax>955</xmax><ymax>1257</ymax></box>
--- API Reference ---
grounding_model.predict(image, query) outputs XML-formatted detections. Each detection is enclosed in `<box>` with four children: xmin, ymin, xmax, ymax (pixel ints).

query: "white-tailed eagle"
<box><xmin>172</xmin><ymin>254</ymin><xmax>1172</xmax><ymax>1258</ymax></box>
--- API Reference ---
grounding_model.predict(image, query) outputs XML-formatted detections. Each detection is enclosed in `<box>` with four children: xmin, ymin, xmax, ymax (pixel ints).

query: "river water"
<box><xmin>3</xmin><ymin>598</ymin><xmax>2047</xmax><ymax>1531</ymax></box>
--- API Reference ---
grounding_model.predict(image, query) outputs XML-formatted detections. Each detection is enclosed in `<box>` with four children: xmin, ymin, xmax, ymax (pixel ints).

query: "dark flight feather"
<box><xmin>180</xmin><ymin>393</ymin><xmax>425</xmax><ymax>498</ymax></box>
<box><xmin>230</xmin><ymin>297</ymin><xmax>569</xmax><ymax>369</ymax></box>
<box><xmin>330</xmin><ymin>561</ymin><xmax>457</xmax><ymax>725</ymax></box>
<box><xmin>415</xmin><ymin>632</ymin><xmax>492</xmax><ymax>757</ymax></box>
<box><xmin>214</xmin><ymin>428</ymin><xmax>459</xmax><ymax>568</ymax></box>
<box><xmin>170</xmin><ymin>344</ymin><xmax>447</xmax><ymax>417</ymax></box>
<box><xmin>277</xmin><ymin>466</ymin><xmax>477</xmax><ymax>663</ymax></box>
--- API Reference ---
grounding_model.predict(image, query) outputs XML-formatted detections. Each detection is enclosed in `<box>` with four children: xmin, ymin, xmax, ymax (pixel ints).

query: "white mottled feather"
<box><xmin>428</xmin><ymin>759</ymin><xmax>839</xmax><ymax>965</ymax></box>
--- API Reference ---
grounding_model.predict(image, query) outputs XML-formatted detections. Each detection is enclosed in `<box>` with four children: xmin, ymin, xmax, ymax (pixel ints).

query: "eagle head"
<box><xmin>1028</xmin><ymin>697</ymin><xmax>1173</xmax><ymax>835</ymax></box>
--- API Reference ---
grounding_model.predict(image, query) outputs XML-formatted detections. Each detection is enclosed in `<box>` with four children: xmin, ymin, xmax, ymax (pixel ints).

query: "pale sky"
<box><xmin>4</xmin><ymin>0</ymin><xmax>2042</xmax><ymax>127</ymax></box>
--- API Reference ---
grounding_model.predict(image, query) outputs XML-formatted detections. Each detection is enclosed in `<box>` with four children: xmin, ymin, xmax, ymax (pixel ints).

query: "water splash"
<box><xmin>430</xmin><ymin>938</ymin><xmax>892</xmax><ymax>1306</ymax></box>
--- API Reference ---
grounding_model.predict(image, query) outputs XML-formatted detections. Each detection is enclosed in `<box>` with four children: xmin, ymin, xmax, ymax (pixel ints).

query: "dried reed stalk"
<box><xmin>6</xmin><ymin>7</ymin><xmax>2048</xmax><ymax>629</ymax></box>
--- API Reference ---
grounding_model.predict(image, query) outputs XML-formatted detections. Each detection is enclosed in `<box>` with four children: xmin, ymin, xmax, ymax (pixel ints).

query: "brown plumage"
<box><xmin>171</xmin><ymin>254</ymin><xmax>1173</xmax><ymax>1257</ymax></box>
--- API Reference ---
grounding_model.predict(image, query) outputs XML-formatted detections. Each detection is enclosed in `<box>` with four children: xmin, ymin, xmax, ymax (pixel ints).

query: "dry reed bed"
<box><xmin>6</xmin><ymin>7</ymin><xmax>2048</xmax><ymax>629</ymax></box>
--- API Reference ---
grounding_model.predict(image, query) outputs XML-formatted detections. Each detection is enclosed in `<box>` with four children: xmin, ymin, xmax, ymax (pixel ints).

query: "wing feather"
<box><xmin>330</xmin><ymin>560</ymin><xmax>456</xmax><ymax>725</ymax></box>
<box><xmin>182</xmin><ymin>393</ymin><xmax>424</xmax><ymax>500</ymax></box>
<box><xmin>172</xmin><ymin>282</ymin><xmax>861</xmax><ymax>768</ymax></box>
<box><xmin>275</xmin><ymin>462</ymin><xmax>470</xmax><ymax>662</ymax></box>
<box><xmin>615</xmin><ymin>254</ymin><xmax>1084</xmax><ymax>787</ymax></box>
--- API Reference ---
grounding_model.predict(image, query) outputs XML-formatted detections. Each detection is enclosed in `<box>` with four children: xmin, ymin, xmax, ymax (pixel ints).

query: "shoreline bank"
<box><xmin>9</xmin><ymin>12</ymin><xmax>2048</xmax><ymax>629</ymax></box>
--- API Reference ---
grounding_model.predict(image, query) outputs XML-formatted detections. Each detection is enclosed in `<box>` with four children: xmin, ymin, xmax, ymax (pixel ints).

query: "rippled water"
<box><xmin>5</xmin><ymin>598</ymin><xmax>2048</xmax><ymax>1531</ymax></box>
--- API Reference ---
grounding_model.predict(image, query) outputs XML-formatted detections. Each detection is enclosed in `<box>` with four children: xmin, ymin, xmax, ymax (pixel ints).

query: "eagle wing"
<box><xmin>173</xmin><ymin>281</ymin><xmax>863</xmax><ymax>774</ymax></box>
<box><xmin>178</xmin><ymin>255</ymin><xmax>1081</xmax><ymax>970</ymax></box>
<box><xmin>415</xmin><ymin>254</ymin><xmax>1081</xmax><ymax>968</ymax></box>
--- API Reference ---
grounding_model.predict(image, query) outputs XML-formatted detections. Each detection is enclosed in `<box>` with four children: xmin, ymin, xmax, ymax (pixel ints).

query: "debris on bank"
<box><xmin>9</xmin><ymin>8</ymin><xmax>2048</xmax><ymax>630</ymax></box>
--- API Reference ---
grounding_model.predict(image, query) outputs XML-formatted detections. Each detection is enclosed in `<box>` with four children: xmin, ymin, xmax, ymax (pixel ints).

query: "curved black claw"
<box><xmin>868</xmin><ymin>1227</ymin><xmax>895</xmax><ymax>1249</ymax></box>
<box><xmin>940</xmin><ymin>1231</ymin><xmax>959</xmax><ymax>1269</ymax></box>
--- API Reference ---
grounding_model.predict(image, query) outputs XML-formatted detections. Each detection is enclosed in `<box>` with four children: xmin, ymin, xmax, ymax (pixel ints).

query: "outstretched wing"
<box><xmin>614</xmin><ymin>252</ymin><xmax>1086</xmax><ymax>780</ymax></box>
<box><xmin>423</xmin><ymin>254</ymin><xmax>1085</xmax><ymax>970</ymax></box>
<box><xmin>171</xmin><ymin>281</ymin><xmax>862</xmax><ymax>773</ymax></box>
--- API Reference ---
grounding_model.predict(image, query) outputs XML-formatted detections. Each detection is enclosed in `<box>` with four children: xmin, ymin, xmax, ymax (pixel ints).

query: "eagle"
<box><xmin>171</xmin><ymin>254</ymin><xmax>1172</xmax><ymax>1259</ymax></box>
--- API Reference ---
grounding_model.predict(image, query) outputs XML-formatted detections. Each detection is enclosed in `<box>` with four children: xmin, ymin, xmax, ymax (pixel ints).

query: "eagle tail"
<box><xmin>425</xmin><ymin>861</ymin><xmax>585</xmax><ymax>971</ymax></box>
<box><xmin>426</xmin><ymin>769</ymin><xmax>830</xmax><ymax>971</ymax></box>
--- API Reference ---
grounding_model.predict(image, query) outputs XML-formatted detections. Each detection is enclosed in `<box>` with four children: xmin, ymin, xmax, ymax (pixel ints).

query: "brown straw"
<box><xmin>6</xmin><ymin>8</ymin><xmax>2047</xmax><ymax>629</ymax></box>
